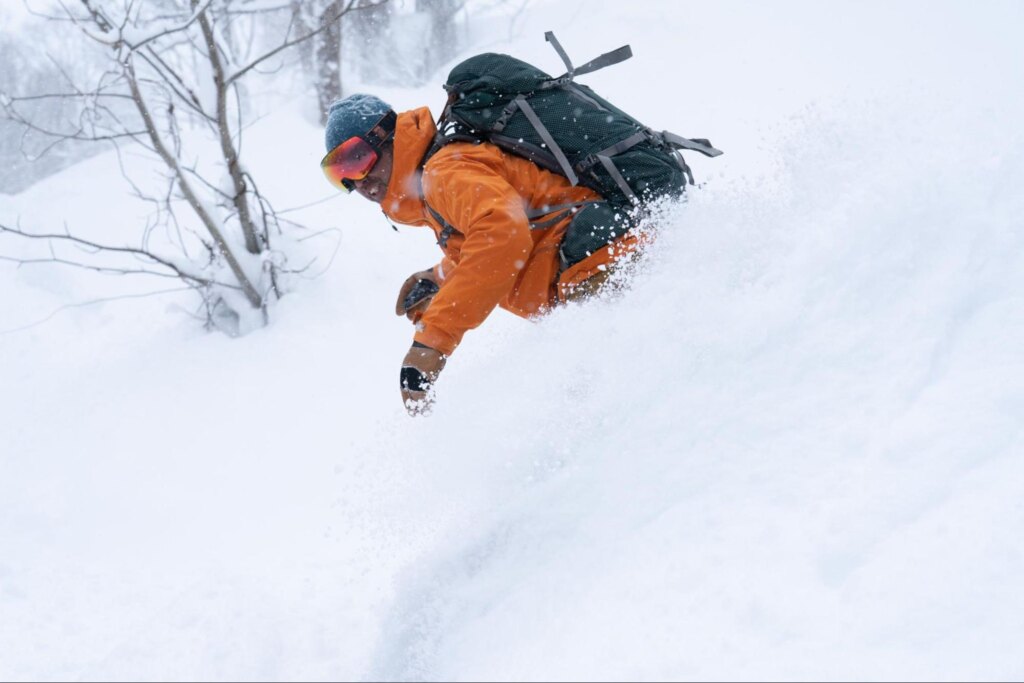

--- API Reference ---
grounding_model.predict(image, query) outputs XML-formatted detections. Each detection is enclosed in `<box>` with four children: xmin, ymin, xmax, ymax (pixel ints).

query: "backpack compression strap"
<box><xmin>660</xmin><ymin>132</ymin><xmax>723</xmax><ymax>158</ymax></box>
<box><xmin>515</xmin><ymin>95</ymin><xmax>579</xmax><ymax>185</ymax></box>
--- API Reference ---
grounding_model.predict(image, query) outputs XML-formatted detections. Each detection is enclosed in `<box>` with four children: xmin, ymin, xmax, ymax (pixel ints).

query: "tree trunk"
<box><xmin>125</xmin><ymin>59</ymin><xmax>264</xmax><ymax>310</ymax></box>
<box><xmin>315</xmin><ymin>1</ymin><xmax>344</xmax><ymax>125</ymax></box>
<box><xmin>290</xmin><ymin>0</ymin><xmax>316</xmax><ymax>88</ymax></box>
<box><xmin>197</xmin><ymin>6</ymin><xmax>263</xmax><ymax>258</ymax></box>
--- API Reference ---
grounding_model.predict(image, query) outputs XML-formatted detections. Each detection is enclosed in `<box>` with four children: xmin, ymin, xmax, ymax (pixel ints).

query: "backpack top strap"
<box><xmin>545</xmin><ymin>31</ymin><xmax>575</xmax><ymax>78</ymax></box>
<box><xmin>544</xmin><ymin>31</ymin><xmax>633</xmax><ymax>86</ymax></box>
<box><xmin>573</xmin><ymin>45</ymin><xmax>633</xmax><ymax>78</ymax></box>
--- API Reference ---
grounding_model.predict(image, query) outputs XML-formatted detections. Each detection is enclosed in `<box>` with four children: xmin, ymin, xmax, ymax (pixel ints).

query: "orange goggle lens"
<box><xmin>320</xmin><ymin>136</ymin><xmax>379</xmax><ymax>193</ymax></box>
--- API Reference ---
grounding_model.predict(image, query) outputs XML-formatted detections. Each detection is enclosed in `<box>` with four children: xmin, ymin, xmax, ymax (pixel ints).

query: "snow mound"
<box><xmin>362</xmin><ymin>95</ymin><xmax>1024</xmax><ymax>680</ymax></box>
<box><xmin>2</xmin><ymin>0</ymin><xmax>1022</xmax><ymax>679</ymax></box>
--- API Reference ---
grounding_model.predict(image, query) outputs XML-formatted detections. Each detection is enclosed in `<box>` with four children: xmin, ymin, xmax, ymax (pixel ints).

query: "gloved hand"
<box><xmin>395</xmin><ymin>268</ymin><xmax>440</xmax><ymax>322</ymax></box>
<box><xmin>400</xmin><ymin>342</ymin><xmax>447</xmax><ymax>415</ymax></box>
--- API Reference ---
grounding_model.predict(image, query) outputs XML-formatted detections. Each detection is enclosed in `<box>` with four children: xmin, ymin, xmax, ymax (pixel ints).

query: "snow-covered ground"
<box><xmin>2</xmin><ymin>0</ymin><xmax>1023</xmax><ymax>680</ymax></box>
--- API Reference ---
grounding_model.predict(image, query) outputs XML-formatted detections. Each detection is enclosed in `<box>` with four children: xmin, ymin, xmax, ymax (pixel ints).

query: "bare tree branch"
<box><xmin>0</xmin><ymin>221</ymin><xmax>239</xmax><ymax>289</ymax></box>
<box><xmin>225</xmin><ymin>0</ymin><xmax>367</xmax><ymax>85</ymax></box>
<box><xmin>135</xmin><ymin>47</ymin><xmax>212</xmax><ymax>120</ymax></box>
<box><xmin>123</xmin><ymin>56</ymin><xmax>263</xmax><ymax>309</ymax></box>
<box><xmin>2</xmin><ymin>0</ymin><xmax>345</xmax><ymax>330</ymax></box>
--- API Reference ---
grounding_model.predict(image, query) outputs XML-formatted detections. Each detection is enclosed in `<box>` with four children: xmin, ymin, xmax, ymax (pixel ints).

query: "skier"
<box><xmin>320</xmin><ymin>41</ymin><xmax>719</xmax><ymax>414</ymax></box>
<box><xmin>320</xmin><ymin>94</ymin><xmax>632</xmax><ymax>412</ymax></box>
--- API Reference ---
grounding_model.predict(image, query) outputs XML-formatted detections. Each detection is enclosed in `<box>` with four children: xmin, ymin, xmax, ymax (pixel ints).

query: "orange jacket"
<box><xmin>381</xmin><ymin>107</ymin><xmax>625</xmax><ymax>356</ymax></box>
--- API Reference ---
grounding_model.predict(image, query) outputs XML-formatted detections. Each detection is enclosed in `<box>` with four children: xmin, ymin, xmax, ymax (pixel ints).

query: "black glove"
<box><xmin>400</xmin><ymin>342</ymin><xmax>446</xmax><ymax>415</ymax></box>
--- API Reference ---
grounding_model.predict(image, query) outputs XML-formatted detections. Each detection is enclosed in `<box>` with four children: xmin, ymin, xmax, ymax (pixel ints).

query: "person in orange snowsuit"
<box><xmin>321</xmin><ymin>94</ymin><xmax>638</xmax><ymax>413</ymax></box>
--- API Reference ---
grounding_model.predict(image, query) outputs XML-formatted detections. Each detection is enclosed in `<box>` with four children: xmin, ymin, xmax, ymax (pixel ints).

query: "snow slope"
<box><xmin>2</xmin><ymin>0</ymin><xmax>1023</xmax><ymax>680</ymax></box>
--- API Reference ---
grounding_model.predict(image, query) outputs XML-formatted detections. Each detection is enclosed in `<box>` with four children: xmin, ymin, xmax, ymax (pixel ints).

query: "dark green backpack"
<box><xmin>424</xmin><ymin>32</ymin><xmax>722</xmax><ymax>215</ymax></box>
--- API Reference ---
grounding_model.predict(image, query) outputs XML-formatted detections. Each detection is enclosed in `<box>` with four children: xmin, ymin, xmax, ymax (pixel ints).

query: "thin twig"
<box><xmin>0</xmin><ymin>221</ymin><xmax>236</xmax><ymax>289</ymax></box>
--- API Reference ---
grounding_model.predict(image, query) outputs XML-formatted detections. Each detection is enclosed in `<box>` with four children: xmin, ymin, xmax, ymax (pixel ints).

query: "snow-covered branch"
<box><xmin>0</xmin><ymin>220</ymin><xmax>239</xmax><ymax>290</ymax></box>
<box><xmin>2</xmin><ymin>0</ymin><xmax>370</xmax><ymax>331</ymax></box>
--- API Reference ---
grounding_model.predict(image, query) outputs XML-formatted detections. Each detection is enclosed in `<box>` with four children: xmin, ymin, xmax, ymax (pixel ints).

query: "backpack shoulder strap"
<box><xmin>418</xmin><ymin>97</ymin><xmax>484</xmax><ymax>172</ymax></box>
<box><xmin>425</xmin><ymin>202</ymin><xmax>461</xmax><ymax>249</ymax></box>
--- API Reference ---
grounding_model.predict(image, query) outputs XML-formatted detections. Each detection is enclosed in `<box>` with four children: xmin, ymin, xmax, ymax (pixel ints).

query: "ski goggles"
<box><xmin>320</xmin><ymin>110</ymin><xmax>397</xmax><ymax>193</ymax></box>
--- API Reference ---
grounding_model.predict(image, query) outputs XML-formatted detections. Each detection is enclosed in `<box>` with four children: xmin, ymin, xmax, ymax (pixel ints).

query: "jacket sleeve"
<box><xmin>414</xmin><ymin>154</ymin><xmax>532</xmax><ymax>356</ymax></box>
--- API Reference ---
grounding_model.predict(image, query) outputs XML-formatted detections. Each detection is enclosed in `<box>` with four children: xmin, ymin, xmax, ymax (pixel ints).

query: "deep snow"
<box><xmin>1</xmin><ymin>0</ymin><xmax>1023</xmax><ymax>680</ymax></box>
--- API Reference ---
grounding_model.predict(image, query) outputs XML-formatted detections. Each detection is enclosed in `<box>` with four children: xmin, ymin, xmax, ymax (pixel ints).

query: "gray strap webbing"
<box><xmin>529</xmin><ymin>210</ymin><xmax>573</xmax><ymax>231</ymax></box>
<box><xmin>545</xmin><ymin>31</ymin><xmax>632</xmax><ymax>82</ymax></box>
<box><xmin>516</xmin><ymin>95</ymin><xmax>579</xmax><ymax>186</ymax></box>
<box><xmin>545</xmin><ymin>31</ymin><xmax>574</xmax><ymax>77</ymax></box>
<box><xmin>575</xmin><ymin>131</ymin><xmax>648</xmax><ymax>173</ymax></box>
<box><xmin>491</xmin><ymin>99</ymin><xmax>520</xmax><ymax>133</ymax></box>
<box><xmin>573</xmin><ymin>45</ymin><xmax>633</xmax><ymax>78</ymax></box>
<box><xmin>524</xmin><ymin>200</ymin><xmax>599</xmax><ymax>220</ymax></box>
<box><xmin>567</xmin><ymin>83</ymin><xmax>603</xmax><ymax>109</ymax></box>
<box><xmin>596</xmin><ymin>131</ymin><xmax>648</xmax><ymax>160</ymax></box>
<box><xmin>526</xmin><ymin>200</ymin><xmax>600</xmax><ymax>229</ymax></box>
<box><xmin>597</xmin><ymin>154</ymin><xmax>639</xmax><ymax>205</ymax></box>
<box><xmin>430</xmin><ymin>198</ymin><xmax>588</xmax><ymax>243</ymax></box>
<box><xmin>661</xmin><ymin>131</ymin><xmax>723</xmax><ymax>158</ymax></box>
<box><xmin>426</xmin><ymin>203</ymin><xmax>460</xmax><ymax>248</ymax></box>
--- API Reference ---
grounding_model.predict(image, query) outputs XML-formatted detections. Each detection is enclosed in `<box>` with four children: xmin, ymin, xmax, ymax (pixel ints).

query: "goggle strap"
<box><xmin>365</xmin><ymin>110</ymin><xmax>397</xmax><ymax>150</ymax></box>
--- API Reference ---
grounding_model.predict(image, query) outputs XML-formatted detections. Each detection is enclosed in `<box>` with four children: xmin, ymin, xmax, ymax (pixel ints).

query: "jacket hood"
<box><xmin>380</xmin><ymin>107</ymin><xmax>436</xmax><ymax>226</ymax></box>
